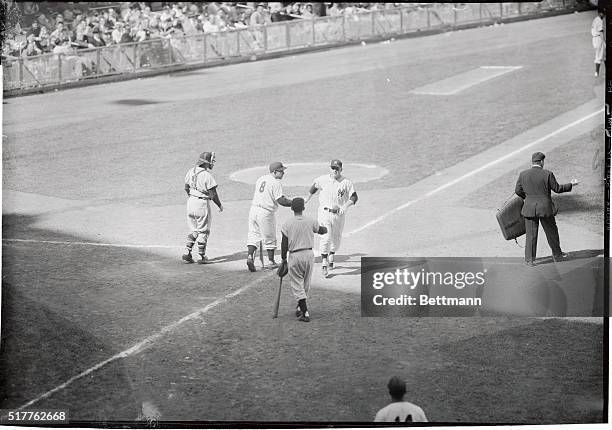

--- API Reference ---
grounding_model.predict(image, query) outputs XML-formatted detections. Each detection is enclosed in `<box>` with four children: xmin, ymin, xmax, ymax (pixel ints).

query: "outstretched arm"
<box><xmin>304</xmin><ymin>184</ymin><xmax>318</xmax><ymax>204</ymax></box>
<box><xmin>277</xmin><ymin>196</ymin><xmax>293</xmax><ymax>207</ymax></box>
<box><xmin>549</xmin><ymin>173</ymin><xmax>573</xmax><ymax>194</ymax></box>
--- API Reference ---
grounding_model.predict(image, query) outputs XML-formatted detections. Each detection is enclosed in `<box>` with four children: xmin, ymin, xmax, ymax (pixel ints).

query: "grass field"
<box><xmin>1</xmin><ymin>10</ymin><xmax>606</xmax><ymax>425</ymax></box>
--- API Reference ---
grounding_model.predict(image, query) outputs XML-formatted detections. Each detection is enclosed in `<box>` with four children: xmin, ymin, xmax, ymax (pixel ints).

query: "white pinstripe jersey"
<box><xmin>313</xmin><ymin>173</ymin><xmax>355</xmax><ymax>209</ymax></box>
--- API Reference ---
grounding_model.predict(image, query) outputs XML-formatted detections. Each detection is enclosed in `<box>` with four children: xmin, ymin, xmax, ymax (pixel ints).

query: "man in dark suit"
<box><xmin>515</xmin><ymin>152</ymin><xmax>579</xmax><ymax>266</ymax></box>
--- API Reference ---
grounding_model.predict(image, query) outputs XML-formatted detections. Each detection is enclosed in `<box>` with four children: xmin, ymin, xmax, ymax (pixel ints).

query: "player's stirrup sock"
<box><xmin>186</xmin><ymin>233</ymin><xmax>197</xmax><ymax>254</ymax></box>
<box><xmin>298</xmin><ymin>299</ymin><xmax>308</xmax><ymax>314</ymax></box>
<box><xmin>247</xmin><ymin>245</ymin><xmax>257</xmax><ymax>259</ymax></box>
<box><xmin>321</xmin><ymin>253</ymin><xmax>328</xmax><ymax>266</ymax></box>
<box><xmin>267</xmin><ymin>249</ymin><xmax>276</xmax><ymax>262</ymax></box>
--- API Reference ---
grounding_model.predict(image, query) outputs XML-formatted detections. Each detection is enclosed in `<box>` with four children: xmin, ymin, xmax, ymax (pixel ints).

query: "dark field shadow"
<box><xmin>0</xmin><ymin>211</ymin><xmax>265</xmax><ymax>421</ymax></box>
<box><xmin>555</xmin><ymin>194</ymin><xmax>604</xmax><ymax>213</ymax></box>
<box><xmin>409</xmin><ymin>319</ymin><xmax>605</xmax><ymax>424</ymax></box>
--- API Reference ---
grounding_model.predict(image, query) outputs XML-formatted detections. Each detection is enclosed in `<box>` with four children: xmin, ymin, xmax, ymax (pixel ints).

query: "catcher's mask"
<box><xmin>197</xmin><ymin>151</ymin><xmax>216</xmax><ymax>168</ymax></box>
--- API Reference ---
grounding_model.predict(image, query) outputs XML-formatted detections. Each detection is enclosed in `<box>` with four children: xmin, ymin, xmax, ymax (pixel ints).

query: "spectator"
<box><xmin>28</xmin><ymin>21</ymin><xmax>48</xmax><ymax>51</ymax></box>
<box><xmin>102</xmin><ymin>30</ymin><xmax>113</xmax><ymax>46</ymax></box>
<box><xmin>290</xmin><ymin>3</ymin><xmax>302</xmax><ymax>16</ymax></box>
<box><xmin>49</xmin><ymin>22</ymin><xmax>69</xmax><ymax>48</ymax></box>
<box><xmin>88</xmin><ymin>27</ymin><xmax>106</xmax><ymax>47</ymax></box>
<box><xmin>249</xmin><ymin>3</ymin><xmax>267</xmax><ymax>26</ymax></box>
<box><xmin>374</xmin><ymin>376</ymin><xmax>428</xmax><ymax>423</ymax></box>
<box><xmin>202</xmin><ymin>14</ymin><xmax>220</xmax><ymax>33</ymax></box>
<box><xmin>23</xmin><ymin>34</ymin><xmax>43</xmax><ymax>56</ymax></box>
<box><xmin>133</xmin><ymin>22</ymin><xmax>149</xmax><ymax>42</ymax></box>
<box><xmin>37</xmin><ymin>13</ymin><xmax>53</xmax><ymax>30</ymax></box>
<box><xmin>234</xmin><ymin>11</ymin><xmax>248</xmax><ymax>28</ymax></box>
<box><xmin>327</xmin><ymin>3</ymin><xmax>341</xmax><ymax>15</ymax></box>
<box><xmin>74</xmin><ymin>17</ymin><xmax>88</xmax><ymax>37</ymax></box>
<box><xmin>71</xmin><ymin>31</ymin><xmax>91</xmax><ymax>49</ymax></box>
<box><xmin>302</xmin><ymin>3</ymin><xmax>314</xmax><ymax>18</ymax></box>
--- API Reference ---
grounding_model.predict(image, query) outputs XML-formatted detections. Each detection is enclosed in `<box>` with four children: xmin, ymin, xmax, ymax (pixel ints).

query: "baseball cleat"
<box><xmin>246</xmin><ymin>256</ymin><xmax>256</xmax><ymax>272</ymax></box>
<box><xmin>321</xmin><ymin>265</ymin><xmax>329</xmax><ymax>278</ymax></box>
<box><xmin>298</xmin><ymin>311</ymin><xmax>310</xmax><ymax>322</ymax></box>
<box><xmin>197</xmin><ymin>255</ymin><xmax>209</xmax><ymax>264</ymax></box>
<box><xmin>182</xmin><ymin>253</ymin><xmax>194</xmax><ymax>264</ymax></box>
<box><xmin>264</xmin><ymin>261</ymin><xmax>279</xmax><ymax>269</ymax></box>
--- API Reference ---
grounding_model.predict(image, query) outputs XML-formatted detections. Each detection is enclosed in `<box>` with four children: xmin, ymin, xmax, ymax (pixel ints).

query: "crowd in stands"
<box><xmin>3</xmin><ymin>2</ymin><xmax>405</xmax><ymax>59</ymax></box>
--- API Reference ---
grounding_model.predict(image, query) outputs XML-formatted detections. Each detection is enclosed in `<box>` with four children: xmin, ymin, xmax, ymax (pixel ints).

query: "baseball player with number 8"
<box><xmin>246</xmin><ymin>161</ymin><xmax>293</xmax><ymax>271</ymax></box>
<box><xmin>305</xmin><ymin>159</ymin><xmax>358</xmax><ymax>277</ymax></box>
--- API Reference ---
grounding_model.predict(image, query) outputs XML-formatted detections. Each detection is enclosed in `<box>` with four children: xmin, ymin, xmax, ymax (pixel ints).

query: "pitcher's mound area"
<box><xmin>230</xmin><ymin>162</ymin><xmax>388</xmax><ymax>186</ymax></box>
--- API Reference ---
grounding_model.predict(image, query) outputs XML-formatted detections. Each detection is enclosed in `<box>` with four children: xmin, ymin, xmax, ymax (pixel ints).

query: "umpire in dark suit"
<box><xmin>515</xmin><ymin>152</ymin><xmax>579</xmax><ymax>266</ymax></box>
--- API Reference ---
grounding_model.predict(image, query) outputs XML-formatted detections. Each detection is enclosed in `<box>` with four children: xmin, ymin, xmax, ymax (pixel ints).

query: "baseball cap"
<box><xmin>330</xmin><ymin>159</ymin><xmax>343</xmax><ymax>169</ymax></box>
<box><xmin>291</xmin><ymin>197</ymin><xmax>305</xmax><ymax>212</ymax></box>
<box><xmin>269</xmin><ymin>161</ymin><xmax>287</xmax><ymax>172</ymax></box>
<box><xmin>531</xmin><ymin>152</ymin><xmax>545</xmax><ymax>163</ymax></box>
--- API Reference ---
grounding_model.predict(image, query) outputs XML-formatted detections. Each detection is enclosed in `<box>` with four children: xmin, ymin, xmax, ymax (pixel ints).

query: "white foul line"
<box><xmin>345</xmin><ymin>108</ymin><xmax>604</xmax><ymax>237</ymax></box>
<box><xmin>2</xmin><ymin>238</ymin><xmax>181</xmax><ymax>249</ymax></box>
<box><xmin>14</xmin><ymin>273</ymin><xmax>274</xmax><ymax>410</ymax></box>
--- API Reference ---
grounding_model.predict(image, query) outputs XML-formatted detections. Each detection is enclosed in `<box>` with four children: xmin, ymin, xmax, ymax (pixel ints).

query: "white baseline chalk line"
<box><xmin>345</xmin><ymin>107</ymin><xmax>604</xmax><ymax>237</ymax></box>
<box><xmin>14</xmin><ymin>273</ymin><xmax>274</xmax><ymax>410</ymax></box>
<box><xmin>3</xmin><ymin>238</ymin><xmax>182</xmax><ymax>249</ymax></box>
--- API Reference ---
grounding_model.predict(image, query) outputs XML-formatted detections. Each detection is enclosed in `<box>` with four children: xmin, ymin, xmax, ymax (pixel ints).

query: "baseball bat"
<box><xmin>272</xmin><ymin>276</ymin><xmax>283</xmax><ymax>318</ymax></box>
<box><xmin>259</xmin><ymin>240</ymin><xmax>265</xmax><ymax>267</ymax></box>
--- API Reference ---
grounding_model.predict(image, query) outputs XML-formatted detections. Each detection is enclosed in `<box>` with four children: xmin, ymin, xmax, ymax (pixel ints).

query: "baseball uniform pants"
<box><xmin>187</xmin><ymin>197</ymin><xmax>212</xmax><ymax>235</ymax></box>
<box><xmin>288</xmin><ymin>249</ymin><xmax>314</xmax><ymax>301</ymax></box>
<box><xmin>593</xmin><ymin>36</ymin><xmax>605</xmax><ymax>64</ymax></box>
<box><xmin>186</xmin><ymin>197</ymin><xmax>212</xmax><ymax>248</ymax></box>
<box><xmin>247</xmin><ymin>205</ymin><xmax>278</xmax><ymax>250</ymax></box>
<box><xmin>318</xmin><ymin>208</ymin><xmax>345</xmax><ymax>254</ymax></box>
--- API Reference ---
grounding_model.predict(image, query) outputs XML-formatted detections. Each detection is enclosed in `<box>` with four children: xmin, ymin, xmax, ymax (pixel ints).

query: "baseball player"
<box><xmin>374</xmin><ymin>376</ymin><xmax>428</xmax><ymax>422</ymax></box>
<box><xmin>305</xmin><ymin>159</ymin><xmax>358</xmax><ymax>278</ymax></box>
<box><xmin>182</xmin><ymin>151</ymin><xmax>223</xmax><ymax>264</ymax></box>
<box><xmin>591</xmin><ymin>10</ymin><xmax>605</xmax><ymax>77</ymax></box>
<box><xmin>280</xmin><ymin>198</ymin><xmax>327</xmax><ymax>322</ymax></box>
<box><xmin>246</xmin><ymin>161</ymin><xmax>293</xmax><ymax>271</ymax></box>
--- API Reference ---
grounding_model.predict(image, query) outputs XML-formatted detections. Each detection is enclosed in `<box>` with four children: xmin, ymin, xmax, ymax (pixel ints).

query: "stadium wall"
<box><xmin>2</xmin><ymin>1</ymin><xmax>589</xmax><ymax>97</ymax></box>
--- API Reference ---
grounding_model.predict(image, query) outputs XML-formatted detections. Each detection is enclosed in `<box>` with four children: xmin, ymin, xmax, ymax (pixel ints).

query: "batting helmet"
<box><xmin>197</xmin><ymin>151</ymin><xmax>216</xmax><ymax>168</ymax></box>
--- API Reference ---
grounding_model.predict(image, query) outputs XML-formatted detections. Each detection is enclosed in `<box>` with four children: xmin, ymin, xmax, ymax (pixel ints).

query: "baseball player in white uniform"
<box><xmin>280</xmin><ymin>198</ymin><xmax>327</xmax><ymax>322</ymax></box>
<box><xmin>374</xmin><ymin>376</ymin><xmax>428</xmax><ymax>423</ymax></box>
<box><xmin>182</xmin><ymin>151</ymin><xmax>223</xmax><ymax>264</ymax></box>
<box><xmin>592</xmin><ymin>10</ymin><xmax>605</xmax><ymax>77</ymax></box>
<box><xmin>305</xmin><ymin>159</ymin><xmax>358</xmax><ymax>278</ymax></box>
<box><xmin>246</xmin><ymin>161</ymin><xmax>293</xmax><ymax>271</ymax></box>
